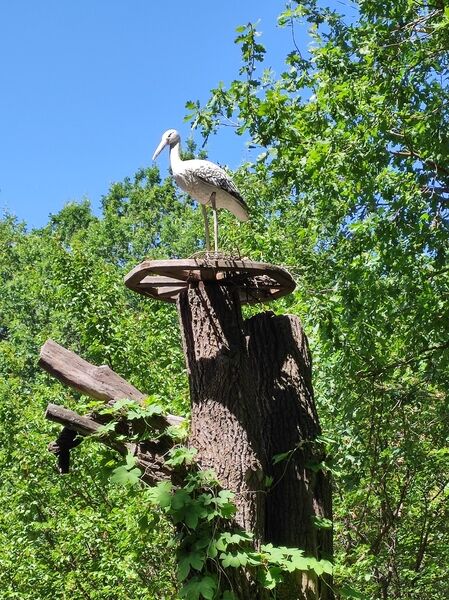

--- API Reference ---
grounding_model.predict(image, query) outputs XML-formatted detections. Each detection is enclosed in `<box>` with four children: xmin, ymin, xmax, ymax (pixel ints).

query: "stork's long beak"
<box><xmin>152</xmin><ymin>138</ymin><xmax>168</xmax><ymax>161</ymax></box>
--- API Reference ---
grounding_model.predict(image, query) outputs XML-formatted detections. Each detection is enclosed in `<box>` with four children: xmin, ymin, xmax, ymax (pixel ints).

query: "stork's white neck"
<box><xmin>169</xmin><ymin>141</ymin><xmax>182</xmax><ymax>169</ymax></box>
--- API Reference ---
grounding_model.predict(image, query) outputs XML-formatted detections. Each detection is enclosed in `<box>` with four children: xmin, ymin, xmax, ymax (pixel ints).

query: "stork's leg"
<box><xmin>201</xmin><ymin>205</ymin><xmax>211</xmax><ymax>252</ymax></box>
<box><xmin>210</xmin><ymin>192</ymin><xmax>218</xmax><ymax>253</ymax></box>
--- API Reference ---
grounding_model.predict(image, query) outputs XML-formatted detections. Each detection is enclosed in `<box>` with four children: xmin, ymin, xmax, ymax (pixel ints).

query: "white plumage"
<box><xmin>152</xmin><ymin>129</ymin><xmax>248</xmax><ymax>251</ymax></box>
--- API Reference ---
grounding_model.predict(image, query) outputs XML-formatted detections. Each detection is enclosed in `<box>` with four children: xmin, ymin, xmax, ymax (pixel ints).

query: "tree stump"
<box><xmin>126</xmin><ymin>258</ymin><xmax>333</xmax><ymax>600</ymax></box>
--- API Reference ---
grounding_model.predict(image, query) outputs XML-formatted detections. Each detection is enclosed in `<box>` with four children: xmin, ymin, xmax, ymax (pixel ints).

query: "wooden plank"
<box><xmin>155</xmin><ymin>286</ymin><xmax>186</xmax><ymax>299</ymax></box>
<box><xmin>39</xmin><ymin>339</ymin><xmax>145</xmax><ymax>403</ymax></box>
<box><xmin>140</xmin><ymin>276</ymin><xmax>187</xmax><ymax>287</ymax></box>
<box><xmin>124</xmin><ymin>258</ymin><xmax>296</xmax><ymax>304</ymax></box>
<box><xmin>45</xmin><ymin>403</ymin><xmax>103</xmax><ymax>437</ymax></box>
<box><xmin>39</xmin><ymin>339</ymin><xmax>183</xmax><ymax>427</ymax></box>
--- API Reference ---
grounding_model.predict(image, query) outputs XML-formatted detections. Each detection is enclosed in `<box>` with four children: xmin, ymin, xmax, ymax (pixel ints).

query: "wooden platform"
<box><xmin>124</xmin><ymin>257</ymin><xmax>295</xmax><ymax>304</ymax></box>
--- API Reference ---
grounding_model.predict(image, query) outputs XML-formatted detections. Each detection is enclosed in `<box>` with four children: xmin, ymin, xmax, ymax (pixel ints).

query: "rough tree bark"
<box><xmin>178</xmin><ymin>282</ymin><xmax>333</xmax><ymax>600</ymax></box>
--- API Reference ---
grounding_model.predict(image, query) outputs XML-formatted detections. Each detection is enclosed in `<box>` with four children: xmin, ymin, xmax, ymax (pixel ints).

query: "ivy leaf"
<box><xmin>220</xmin><ymin>551</ymin><xmax>248</xmax><ymax>568</ymax></box>
<box><xmin>110</xmin><ymin>452</ymin><xmax>142</xmax><ymax>486</ymax></box>
<box><xmin>207</xmin><ymin>541</ymin><xmax>218</xmax><ymax>559</ymax></box>
<box><xmin>179</xmin><ymin>575</ymin><xmax>218</xmax><ymax>600</ymax></box>
<box><xmin>177</xmin><ymin>552</ymin><xmax>205</xmax><ymax>582</ymax></box>
<box><xmin>261</xmin><ymin>543</ymin><xmax>287</xmax><ymax>563</ymax></box>
<box><xmin>264</xmin><ymin>475</ymin><xmax>274</xmax><ymax>489</ymax></box>
<box><xmin>171</xmin><ymin>489</ymin><xmax>191</xmax><ymax>510</ymax></box>
<box><xmin>184</xmin><ymin>505</ymin><xmax>202</xmax><ymax>529</ymax></box>
<box><xmin>312</xmin><ymin>516</ymin><xmax>333</xmax><ymax>530</ymax></box>
<box><xmin>166</xmin><ymin>446</ymin><xmax>198</xmax><ymax>467</ymax></box>
<box><xmin>109</xmin><ymin>398</ymin><xmax>135</xmax><ymax>411</ymax></box>
<box><xmin>214</xmin><ymin>490</ymin><xmax>236</xmax><ymax>518</ymax></box>
<box><xmin>286</xmin><ymin>554</ymin><xmax>310</xmax><ymax>573</ymax></box>
<box><xmin>272</xmin><ymin>450</ymin><xmax>293</xmax><ymax>464</ymax></box>
<box><xmin>216</xmin><ymin>531</ymin><xmax>253</xmax><ymax>551</ymax></box>
<box><xmin>125</xmin><ymin>452</ymin><xmax>137</xmax><ymax>469</ymax></box>
<box><xmin>259</xmin><ymin>566</ymin><xmax>283</xmax><ymax>590</ymax></box>
<box><xmin>177</xmin><ymin>556</ymin><xmax>191</xmax><ymax>581</ymax></box>
<box><xmin>110</xmin><ymin>465</ymin><xmax>141</xmax><ymax>486</ymax></box>
<box><xmin>190</xmin><ymin>552</ymin><xmax>205</xmax><ymax>570</ymax></box>
<box><xmin>96</xmin><ymin>421</ymin><xmax>117</xmax><ymax>435</ymax></box>
<box><xmin>146</xmin><ymin>481</ymin><xmax>173</xmax><ymax>508</ymax></box>
<box><xmin>320</xmin><ymin>559</ymin><xmax>333</xmax><ymax>575</ymax></box>
<box><xmin>126</xmin><ymin>410</ymin><xmax>145</xmax><ymax>420</ymax></box>
<box><xmin>305</xmin><ymin>557</ymin><xmax>333</xmax><ymax>576</ymax></box>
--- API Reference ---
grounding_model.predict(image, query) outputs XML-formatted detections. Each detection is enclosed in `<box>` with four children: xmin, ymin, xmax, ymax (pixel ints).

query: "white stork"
<box><xmin>152</xmin><ymin>129</ymin><xmax>248</xmax><ymax>252</ymax></box>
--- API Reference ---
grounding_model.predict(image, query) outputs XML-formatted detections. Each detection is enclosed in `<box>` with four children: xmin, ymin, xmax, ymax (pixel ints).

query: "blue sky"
<box><xmin>0</xmin><ymin>1</ymin><xmax>299</xmax><ymax>228</ymax></box>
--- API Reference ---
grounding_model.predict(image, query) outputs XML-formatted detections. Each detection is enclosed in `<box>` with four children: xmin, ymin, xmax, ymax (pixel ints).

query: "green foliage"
<box><xmin>0</xmin><ymin>168</ymin><xmax>200</xmax><ymax>598</ymax></box>
<box><xmin>140</xmin><ymin>455</ymin><xmax>332</xmax><ymax>598</ymax></box>
<box><xmin>1</xmin><ymin>2</ymin><xmax>449</xmax><ymax>599</ymax></box>
<box><xmin>103</xmin><ymin>397</ymin><xmax>333</xmax><ymax>598</ymax></box>
<box><xmin>187</xmin><ymin>2</ymin><xmax>449</xmax><ymax>598</ymax></box>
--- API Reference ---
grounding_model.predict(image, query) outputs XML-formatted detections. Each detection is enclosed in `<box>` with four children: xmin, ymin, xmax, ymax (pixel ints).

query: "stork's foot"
<box><xmin>189</xmin><ymin>249</ymin><xmax>237</xmax><ymax>261</ymax></box>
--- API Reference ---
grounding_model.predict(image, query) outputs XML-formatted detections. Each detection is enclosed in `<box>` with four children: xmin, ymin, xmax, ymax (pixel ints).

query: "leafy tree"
<box><xmin>186</xmin><ymin>1</ymin><xmax>449</xmax><ymax>598</ymax></box>
<box><xmin>0</xmin><ymin>180</ymin><xmax>192</xmax><ymax>599</ymax></box>
<box><xmin>1</xmin><ymin>2</ymin><xmax>449</xmax><ymax>599</ymax></box>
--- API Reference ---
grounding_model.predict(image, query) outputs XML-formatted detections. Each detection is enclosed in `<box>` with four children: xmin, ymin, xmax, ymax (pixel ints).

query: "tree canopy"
<box><xmin>1</xmin><ymin>1</ymin><xmax>448</xmax><ymax>599</ymax></box>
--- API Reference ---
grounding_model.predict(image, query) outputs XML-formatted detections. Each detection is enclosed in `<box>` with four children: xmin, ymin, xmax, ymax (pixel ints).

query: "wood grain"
<box><xmin>124</xmin><ymin>257</ymin><xmax>295</xmax><ymax>304</ymax></box>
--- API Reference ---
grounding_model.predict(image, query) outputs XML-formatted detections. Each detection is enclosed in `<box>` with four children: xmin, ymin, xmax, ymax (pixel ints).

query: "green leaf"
<box><xmin>96</xmin><ymin>421</ymin><xmax>117</xmax><ymax>435</ymax></box>
<box><xmin>319</xmin><ymin>560</ymin><xmax>333</xmax><ymax>575</ymax></box>
<box><xmin>110</xmin><ymin>465</ymin><xmax>141</xmax><ymax>486</ymax></box>
<box><xmin>272</xmin><ymin>450</ymin><xmax>292</xmax><ymax>464</ymax></box>
<box><xmin>305</xmin><ymin>557</ymin><xmax>333</xmax><ymax>576</ymax></box>
<box><xmin>288</xmin><ymin>554</ymin><xmax>310</xmax><ymax>572</ymax></box>
<box><xmin>264</xmin><ymin>475</ymin><xmax>274</xmax><ymax>488</ymax></box>
<box><xmin>125</xmin><ymin>452</ymin><xmax>137</xmax><ymax>469</ymax></box>
<box><xmin>179</xmin><ymin>575</ymin><xmax>217</xmax><ymax>600</ymax></box>
<box><xmin>259</xmin><ymin>566</ymin><xmax>283</xmax><ymax>590</ymax></box>
<box><xmin>178</xmin><ymin>556</ymin><xmax>191</xmax><ymax>581</ymax></box>
<box><xmin>171</xmin><ymin>489</ymin><xmax>191</xmax><ymax>509</ymax></box>
<box><xmin>184</xmin><ymin>506</ymin><xmax>201</xmax><ymax>529</ymax></box>
<box><xmin>166</xmin><ymin>446</ymin><xmax>198</xmax><ymax>467</ymax></box>
<box><xmin>220</xmin><ymin>551</ymin><xmax>248</xmax><ymax>568</ymax></box>
<box><xmin>146</xmin><ymin>481</ymin><xmax>173</xmax><ymax>508</ymax></box>
<box><xmin>312</xmin><ymin>516</ymin><xmax>333</xmax><ymax>530</ymax></box>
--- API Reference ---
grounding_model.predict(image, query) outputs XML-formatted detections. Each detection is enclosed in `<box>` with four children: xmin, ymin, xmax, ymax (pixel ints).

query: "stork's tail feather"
<box><xmin>216</xmin><ymin>196</ymin><xmax>249</xmax><ymax>222</ymax></box>
<box><xmin>230</xmin><ymin>203</ymin><xmax>249</xmax><ymax>222</ymax></box>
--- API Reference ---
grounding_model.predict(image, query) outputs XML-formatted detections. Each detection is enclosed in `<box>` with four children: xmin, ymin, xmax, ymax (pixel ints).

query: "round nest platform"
<box><xmin>124</xmin><ymin>256</ymin><xmax>295</xmax><ymax>305</ymax></box>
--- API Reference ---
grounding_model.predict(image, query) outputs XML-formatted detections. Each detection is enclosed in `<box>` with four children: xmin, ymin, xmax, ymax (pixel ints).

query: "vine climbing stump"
<box><xmin>124</xmin><ymin>257</ymin><xmax>295</xmax><ymax>304</ymax></box>
<box><xmin>124</xmin><ymin>256</ymin><xmax>332</xmax><ymax>599</ymax></box>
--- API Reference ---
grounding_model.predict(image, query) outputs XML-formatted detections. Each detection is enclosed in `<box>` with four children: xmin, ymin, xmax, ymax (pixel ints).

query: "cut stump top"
<box><xmin>124</xmin><ymin>258</ymin><xmax>296</xmax><ymax>304</ymax></box>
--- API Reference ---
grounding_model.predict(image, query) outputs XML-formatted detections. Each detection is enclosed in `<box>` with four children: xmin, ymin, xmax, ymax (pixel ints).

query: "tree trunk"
<box><xmin>177</xmin><ymin>282</ymin><xmax>333</xmax><ymax>600</ymax></box>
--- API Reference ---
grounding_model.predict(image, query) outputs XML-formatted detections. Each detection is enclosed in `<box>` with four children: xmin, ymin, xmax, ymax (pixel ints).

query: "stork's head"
<box><xmin>152</xmin><ymin>129</ymin><xmax>180</xmax><ymax>160</ymax></box>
